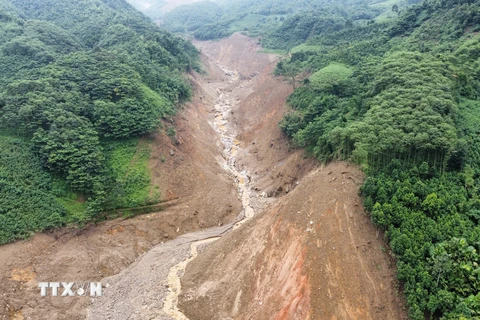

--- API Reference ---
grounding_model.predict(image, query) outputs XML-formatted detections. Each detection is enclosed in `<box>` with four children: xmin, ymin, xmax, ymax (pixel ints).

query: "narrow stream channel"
<box><xmin>162</xmin><ymin>64</ymin><xmax>256</xmax><ymax>319</ymax></box>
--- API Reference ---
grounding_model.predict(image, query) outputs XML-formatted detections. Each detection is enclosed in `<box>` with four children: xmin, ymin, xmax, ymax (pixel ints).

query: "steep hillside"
<box><xmin>176</xmin><ymin>35</ymin><xmax>406</xmax><ymax>320</ymax></box>
<box><xmin>0</xmin><ymin>0</ymin><xmax>198</xmax><ymax>243</ymax></box>
<box><xmin>275</xmin><ymin>0</ymin><xmax>480</xmax><ymax>318</ymax></box>
<box><xmin>0</xmin><ymin>50</ymin><xmax>242</xmax><ymax>319</ymax></box>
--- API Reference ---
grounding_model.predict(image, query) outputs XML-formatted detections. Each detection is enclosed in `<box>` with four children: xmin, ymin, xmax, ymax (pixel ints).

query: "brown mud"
<box><xmin>178</xmin><ymin>33</ymin><xmax>407</xmax><ymax>320</ymax></box>
<box><xmin>0</xmin><ymin>33</ymin><xmax>406</xmax><ymax>320</ymax></box>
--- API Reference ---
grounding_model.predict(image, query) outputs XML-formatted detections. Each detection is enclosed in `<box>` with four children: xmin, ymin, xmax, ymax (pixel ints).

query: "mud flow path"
<box><xmin>0</xmin><ymin>33</ymin><xmax>406</xmax><ymax>320</ymax></box>
<box><xmin>211</xmin><ymin>66</ymin><xmax>256</xmax><ymax>228</ymax></box>
<box><xmin>88</xmin><ymin>37</ymin><xmax>268</xmax><ymax>320</ymax></box>
<box><xmin>162</xmin><ymin>66</ymin><xmax>258</xmax><ymax>319</ymax></box>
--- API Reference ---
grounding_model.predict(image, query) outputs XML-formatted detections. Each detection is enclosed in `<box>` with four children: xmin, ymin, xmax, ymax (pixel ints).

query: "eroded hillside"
<box><xmin>179</xmin><ymin>34</ymin><xmax>407</xmax><ymax>320</ymax></box>
<box><xmin>0</xmin><ymin>34</ymin><xmax>406</xmax><ymax>320</ymax></box>
<box><xmin>88</xmin><ymin>34</ymin><xmax>407</xmax><ymax>320</ymax></box>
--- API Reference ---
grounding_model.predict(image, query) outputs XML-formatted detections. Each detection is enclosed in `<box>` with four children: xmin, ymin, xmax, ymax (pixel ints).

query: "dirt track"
<box><xmin>0</xmin><ymin>33</ymin><xmax>406</xmax><ymax>320</ymax></box>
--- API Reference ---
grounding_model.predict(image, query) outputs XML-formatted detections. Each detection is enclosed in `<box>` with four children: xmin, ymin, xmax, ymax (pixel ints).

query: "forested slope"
<box><xmin>158</xmin><ymin>0</ymin><xmax>407</xmax><ymax>47</ymax></box>
<box><xmin>275</xmin><ymin>0</ymin><xmax>480</xmax><ymax>318</ymax></box>
<box><xmin>0</xmin><ymin>0</ymin><xmax>198</xmax><ymax>244</ymax></box>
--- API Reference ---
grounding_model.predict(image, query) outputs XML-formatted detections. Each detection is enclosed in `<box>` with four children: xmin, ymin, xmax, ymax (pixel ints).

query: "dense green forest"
<box><xmin>274</xmin><ymin>0</ymin><xmax>480</xmax><ymax>318</ymax></box>
<box><xmin>0</xmin><ymin>0</ymin><xmax>199</xmax><ymax>244</ymax></box>
<box><xmin>159</xmin><ymin>0</ymin><xmax>393</xmax><ymax>46</ymax></box>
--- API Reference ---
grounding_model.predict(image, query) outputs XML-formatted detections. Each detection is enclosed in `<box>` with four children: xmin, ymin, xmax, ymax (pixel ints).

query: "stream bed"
<box><xmin>162</xmin><ymin>65</ymin><xmax>256</xmax><ymax>319</ymax></box>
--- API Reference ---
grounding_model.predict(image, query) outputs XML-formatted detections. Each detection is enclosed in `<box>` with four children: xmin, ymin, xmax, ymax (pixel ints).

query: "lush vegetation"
<box><xmin>158</xmin><ymin>0</ymin><xmax>398</xmax><ymax>46</ymax></box>
<box><xmin>0</xmin><ymin>136</ymin><xmax>66</xmax><ymax>243</ymax></box>
<box><xmin>162</xmin><ymin>1</ymin><xmax>224</xmax><ymax>34</ymax></box>
<box><xmin>0</xmin><ymin>0</ymin><xmax>198</xmax><ymax>244</ymax></box>
<box><xmin>275</xmin><ymin>0</ymin><xmax>480</xmax><ymax>318</ymax></box>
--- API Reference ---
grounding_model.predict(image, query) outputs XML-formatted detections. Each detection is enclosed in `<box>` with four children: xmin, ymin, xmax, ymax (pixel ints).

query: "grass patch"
<box><xmin>103</xmin><ymin>137</ymin><xmax>159</xmax><ymax>210</ymax></box>
<box><xmin>50</xmin><ymin>177</ymin><xmax>88</xmax><ymax>223</ymax></box>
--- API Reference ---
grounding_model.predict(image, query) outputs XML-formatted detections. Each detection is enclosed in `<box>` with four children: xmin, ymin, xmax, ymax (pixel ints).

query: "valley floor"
<box><xmin>0</xmin><ymin>33</ymin><xmax>406</xmax><ymax>320</ymax></box>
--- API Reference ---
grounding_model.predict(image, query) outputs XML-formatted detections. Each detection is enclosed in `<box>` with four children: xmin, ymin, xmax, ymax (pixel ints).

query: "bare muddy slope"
<box><xmin>0</xmin><ymin>33</ymin><xmax>406</xmax><ymax>320</ymax></box>
<box><xmin>195</xmin><ymin>33</ymin><xmax>318</xmax><ymax>208</ymax></box>
<box><xmin>179</xmin><ymin>164</ymin><xmax>406</xmax><ymax>320</ymax></box>
<box><xmin>179</xmin><ymin>34</ymin><xmax>407</xmax><ymax>320</ymax></box>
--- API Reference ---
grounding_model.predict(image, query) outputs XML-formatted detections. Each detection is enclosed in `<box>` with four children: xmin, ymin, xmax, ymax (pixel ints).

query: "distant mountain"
<box><xmin>127</xmin><ymin>0</ymin><xmax>207</xmax><ymax>19</ymax></box>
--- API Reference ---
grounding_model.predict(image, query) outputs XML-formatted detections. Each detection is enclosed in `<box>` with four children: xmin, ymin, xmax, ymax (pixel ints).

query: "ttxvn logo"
<box><xmin>38</xmin><ymin>282</ymin><xmax>103</xmax><ymax>297</ymax></box>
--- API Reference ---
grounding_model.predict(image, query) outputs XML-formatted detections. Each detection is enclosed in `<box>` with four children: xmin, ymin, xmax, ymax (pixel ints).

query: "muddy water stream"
<box><xmin>163</xmin><ymin>66</ymin><xmax>256</xmax><ymax>319</ymax></box>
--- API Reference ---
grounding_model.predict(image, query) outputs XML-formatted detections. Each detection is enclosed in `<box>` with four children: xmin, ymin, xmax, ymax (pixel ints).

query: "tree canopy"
<box><xmin>276</xmin><ymin>0</ymin><xmax>480</xmax><ymax>317</ymax></box>
<box><xmin>0</xmin><ymin>0</ymin><xmax>199</xmax><ymax>243</ymax></box>
<box><xmin>156</xmin><ymin>0</ymin><xmax>383</xmax><ymax>45</ymax></box>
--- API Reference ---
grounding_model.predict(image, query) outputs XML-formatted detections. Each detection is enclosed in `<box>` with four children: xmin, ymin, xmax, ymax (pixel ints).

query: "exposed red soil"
<box><xmin>178</xmin><ymin>34</ymin><xmax>407</xmax><ymax>320</ymax></box>
<box><xmin>0</xmin><ymin>33</ymin><xmax>407</xmax><ymax>320</ymax></box>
